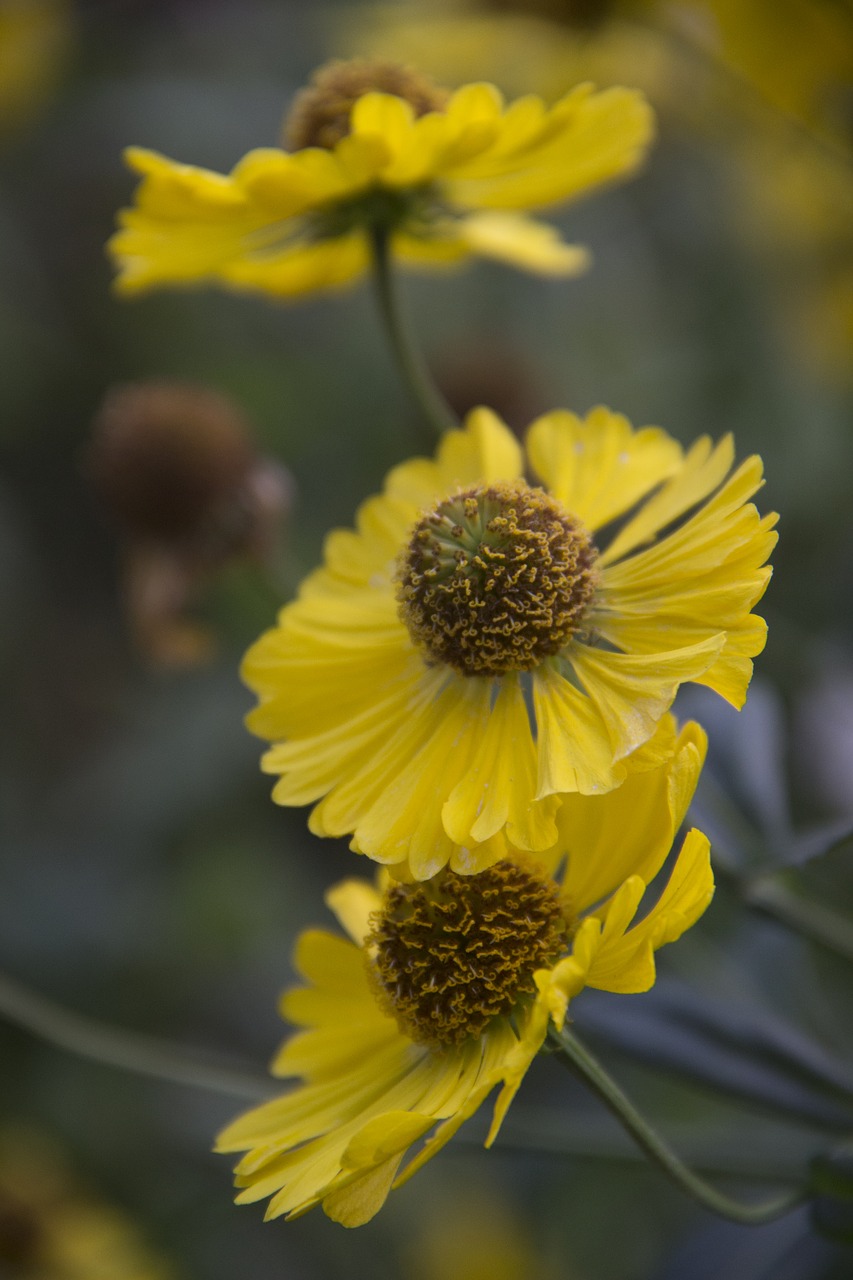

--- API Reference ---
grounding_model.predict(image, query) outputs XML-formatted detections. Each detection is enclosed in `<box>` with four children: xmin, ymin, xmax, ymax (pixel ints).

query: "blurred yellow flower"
<box><xmin>406</xmin><ymin>1184</ymin><xmax>556</xmax><ymax>1280</ymax></box>
<box><xmin>243</xmin><ymin>405</ymin><xmax>775</xmax><ymax>879</ymax></box>
<box><xmin>108</xmin><ymin>60</ymin><xmax>654</xmax><ymax>299</ymax></box>
<box><xmin>0</xmin><ymin>0</ymin><xmax>73</xmax><ymax>135</ymax></box>
<box><xmin>0</xmin><ymin>1128</ymin><xmax>175</xmax><ymax>1279</ymax></box>
<box><xmin>349</xmin><ymin>1</ymin><xmax>680</xmax><ymax>107</ymax></box>
<box><xmin>216</xmin><ymin>720</ymin><xmax>712</xmax><ymax>1227</ymax></box>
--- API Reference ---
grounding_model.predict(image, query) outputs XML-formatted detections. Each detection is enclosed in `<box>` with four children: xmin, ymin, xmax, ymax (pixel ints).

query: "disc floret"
<box><xmin>397</xmin><ymin>481</ymin><xmax>599</xmax><ymax>676</ymax></box>
<box><xmin>367</xmin><ymin>861</ymin><xmax>570</xmax><ymax>1049</ymax></box>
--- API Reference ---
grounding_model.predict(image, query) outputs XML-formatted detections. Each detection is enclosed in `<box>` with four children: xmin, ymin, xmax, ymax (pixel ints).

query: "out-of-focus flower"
<box><xmin>402</xmin><ymin>1182</ymin><xmax>560</xmax><ymax>1280</ymax></box>
<box><xmin>0</xmin><ymin>0</ymin><xmax>73</xmax><ymax>137</ymax></box>
<box><xmin>243</xmin><ymin>406</ymin><xmax>774</xmax><ymax>879</ymax></box>
<box><xmin>108</xmin><ymin>58</ymin><xmax>654</xmax><ymax>300</ymax></box>
<box><xmin>730</xmin><ymin>137</ymin><xmax>853</xmax><ymax>388</ymax></box>
<box><xmin>405</xmin><ymin>1185</ymin><xmax>560</xmax><ymax>1280</ymax></box>
<box><xmin>0</xmin><ymin>1127</ymin><xmax>175</xmax><ymax>1279</ymax></box>
<box><xmin>702</xmin><ymin>0</ymin><xmax>853</xmax><ymax>152</ymax></box>
<box><xmin>344</xmin><ymin>2</ymin><xmax>684</xmax><ymax>112</ymax></box>
<box><xmin>216</xmin><ymin>719</ymin><xmax>712</xmax><ymax>1226</ymax></box>
<box><xmin>87</xmin><ymin>379</ymin><xmax>292</xmax><ymax>665</ymax></box>
<box><xmin>435</xmin><ymin>341</ymin><xmax>547</xmax><ymax>433</ymax></box>
<box><xmin>352</xmin><ymin>0</ymin><xmax>853</xmax><ymax>153</ymax></box>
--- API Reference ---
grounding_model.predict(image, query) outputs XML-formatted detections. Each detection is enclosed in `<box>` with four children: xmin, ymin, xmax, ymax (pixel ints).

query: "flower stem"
<box><xmin>0</xmin><ymin>970</ymin><xmax>273</xmax><ymax>1101</ymax></box>
<box><xmin>549</xmin><ymin>1025</ymin><xmax>807</xmax><ymax>1225</ymax></box>
<box><xmin>368</xmin><ymin>225</ymin><xmax>459</xmax><ymax>441</ymax></box>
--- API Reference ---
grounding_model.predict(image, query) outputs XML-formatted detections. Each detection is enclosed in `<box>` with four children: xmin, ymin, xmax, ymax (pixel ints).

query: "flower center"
<box><xmin>368</xmin><ymin>861</ymin><xmax>569</xmax><ymax>1049</ymax></box>
<box><xmin>396</xmin><ymin>481</ymin><xmax>599</xmax><ymax>677</ymax></box>
<box><xmin>284</xmin><ymin>58</ymin><xmax>449</xmax><ymax>151</ymax></box>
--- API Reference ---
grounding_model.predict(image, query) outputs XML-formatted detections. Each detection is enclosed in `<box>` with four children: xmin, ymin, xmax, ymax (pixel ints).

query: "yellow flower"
<box><xmin>216</xmin><ymin>719</ymin><xmax>713</xmax><ymax>1227</ymax></box>
<box><xmin>0</xmin><ymin>0</ymin><xmax>73</xmax><ymax>137</ymax></box>
<box><xmin>108</xmin><ymin>60</ymin><xmax>654</xmax><ymax>299</ymax></box>
<box><xmin>243</xmin><ymin>405</ymin><xmax>776</xmax><ymax>879</ymax></box>
<box><xmin>0</xmin><ymin>1126</ymin><xmax>176</xmax><ymax>1279</ymax></box>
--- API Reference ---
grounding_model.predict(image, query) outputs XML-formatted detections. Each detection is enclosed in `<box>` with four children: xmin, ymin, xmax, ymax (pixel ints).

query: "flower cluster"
<box><xmin>110</xmin><ymin>57</ymin><xmax>776</xmax><ymax>1227</ymax></box>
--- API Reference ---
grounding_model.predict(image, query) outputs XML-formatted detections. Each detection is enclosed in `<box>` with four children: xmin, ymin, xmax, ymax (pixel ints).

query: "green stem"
<box><xmin>368</xmin><ymin>225</ymin><xmax>459</xmax><ymax>441</ymax></box>
<box><xmin>550</xmin><ymin>1025</ymin><xmax>807</xmax><ymax>1225</ymax></box>
<box><xmin>0</xmin><ymin>970</ymin><xmax>273</xmax><ymax>1101</ymax></box>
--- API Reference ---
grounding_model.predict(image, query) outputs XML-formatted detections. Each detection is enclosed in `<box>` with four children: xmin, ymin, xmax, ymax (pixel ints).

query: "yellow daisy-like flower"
<box><xmin>216</xmin><ymin>719</ymin><xmax>713</xmax><ymax>1227</ymax></box>
<box><xmin>243</xmin><ymin>405</ymin><xmax>776</xmax><ymax>879</ymax></box>
<box><xmin>108</xmin><ymin>59</ymin><xmax>654</xmax><ymax>299</ymax></box>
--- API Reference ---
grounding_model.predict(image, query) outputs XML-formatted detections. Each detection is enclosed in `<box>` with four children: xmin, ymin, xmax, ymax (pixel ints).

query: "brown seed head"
<box><xmin>368</xmin><ymin>861</ymin><xmax>569</xmax><ymax>1049</ymax></box>
<box><xmin>285</xmin><ymin>58</ymin><xmax>448</xmax><ymax>151</ymax></box>
<box><xmin>87</xmin><ymin>380</ymin><xmax>255</xmax><ymax>543</ymax></box>
<box><xmin>397</xmin><ymin>481</ymin><xmax>598</xmax><ymax>676</ymax></box>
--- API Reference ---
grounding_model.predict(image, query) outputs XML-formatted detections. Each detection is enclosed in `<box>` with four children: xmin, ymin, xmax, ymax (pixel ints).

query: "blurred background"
<box><xmin>1</xmin><ymin>0</ymin><xmax>853</xmax><ymax>1276</ymax></box>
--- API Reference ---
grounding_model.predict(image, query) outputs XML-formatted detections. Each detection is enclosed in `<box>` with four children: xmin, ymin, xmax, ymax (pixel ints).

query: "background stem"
<box><xmin>0</xmin><ymin>970</ymin><xmax>273</xmax><ymax>1101</ymax></box>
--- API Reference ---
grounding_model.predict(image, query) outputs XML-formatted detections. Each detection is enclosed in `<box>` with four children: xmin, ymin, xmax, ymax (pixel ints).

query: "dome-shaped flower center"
<box><xmin>368</xmin><ymin>862</ymin><xmax>569</xmax><ymax>1049</ymax></box>
<box><xmin>396</xmin><ymin>481</ymin><xmax>599</xmax><ymax>677</ymax></box>
<box><xmin>285</xmin><ymin>59</ymin><xmax>448</xmax><ymax>151</ymax></box>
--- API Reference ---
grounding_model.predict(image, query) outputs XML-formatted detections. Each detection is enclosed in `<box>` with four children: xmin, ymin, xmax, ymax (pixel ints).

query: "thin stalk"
<box><xmin>368</xmin><ymin>225</ymin><xmax>459</xmax><ymax>441</ymax></box>
<box><xmin>550</xmin><ymin>1025</ymin><xmax>807</xmax><ymax>1225</ymax></box>
<box><xmin>0</xmin><ymin>971</ymin><xmax>273</xmax><ymax>1101</ymax></box>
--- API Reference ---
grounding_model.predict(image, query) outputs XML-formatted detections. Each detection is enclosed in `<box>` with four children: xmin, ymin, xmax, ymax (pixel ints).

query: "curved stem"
<box><xmin>368</xmin><ymin>225</ymin><xmax>459</xmax><ymax>442</ymax></box>
<box><xmin>0</xmin><ymin>970</ymin><xmax>273</xmax><ymax>1101</ymax></box>
<box><xmin>550</xmin><ymin>1025</ymin><xmax>807</xmax><ymax>1225</ymax></box>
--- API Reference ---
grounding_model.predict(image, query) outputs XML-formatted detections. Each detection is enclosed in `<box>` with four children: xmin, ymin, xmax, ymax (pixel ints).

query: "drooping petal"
<box><xmin>532</xmin><ymin>663</ymin><xmax>624</xmax><ymax>797</ymax></box>
<box><xmin>554</xmin><ymin>718</ymin><xmax>706</xmax><ymax>915</ymax></box>
<box><xmin>585</xmin><ymin>831</ymin><xmax>714</xmax><ymax>993</ymax></box>
<box><xmin>351</xmin><ymin>678</ymin><xmax>493</xmax><ymax>878</ymax></box>
<box><xmin>455</xmin><ymin>211</ymin><xmax>591</xmax><ymax>276</ymax></box>
<box><xmin>216</xmin><ymin>918</ymin><xmax>526</xmax><ymax>1226</ymax></box>
<box><xmin>443</xmin><ymin>674</ymin><xmax>560</xmax><ymax>853</ymax></box>
<box><xmin>568</xmin><ymin>639</ymin><xmax>723</xmax><ymax>761</ymax></box>
<box><xmin>598</xmin><ymin>434</ymin><xmax>736</xmax><ymax>566</ymax></box>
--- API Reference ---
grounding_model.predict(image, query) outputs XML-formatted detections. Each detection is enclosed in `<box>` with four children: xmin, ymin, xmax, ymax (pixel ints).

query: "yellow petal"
<box><xmin>350</xmin><ymin>91</ymin><xmax>415</xmax><ymax>160</ymax></box>
<box><xmin>555</xmin><ymin>718</ymin><xmax>705</xmax><ymax>914</ymax></box>
<box><xmin>532</xmin><ymin>663</ymin><xmax>622</xmax><ymax>796</ymax></box>
<box><xmin>443</xmin><ymin>674</ymin><xmax>559</xmax><ymax>851</ymax></box>
<box><xmin>599</xmin><ymin>435</ymin><xmax>736</xmax><ymax>566</ymax></box>
<box><xmin>526</xmin><ymin>406</ymin><xmax>683</xmax><ymax>532</ymax></box>
<box><xmin>445</xmin><ymin>84</ymin><xmax>653</xmax><ymax>211</ymax></box>
<box><xmin>569</xmin><ymin>638</ymin><xmax>723</xmax><ymax>760</ymax></box>
<box><xmin>353</xmin><ymin>679</ymin><xmax>491</xmax><ymax>878</ymax></box>
<box><xmin>456</xmin><ymin>211</ymin><xmax>591</xmax><ymax>276</ymax></box>
<box><xmin>586</xmin><ymin>831</ymin><xmax>714</xmax><ymax>993</ymax></box>
<box><xmin>325</xmin><ymin>879</ymin><xmax>383</xmax><ymax>946</ymax></box>
<box><xmin>322</xmin><ymin>1154</ymin><xmax>407</xmax><ymax>1227</ymax></box>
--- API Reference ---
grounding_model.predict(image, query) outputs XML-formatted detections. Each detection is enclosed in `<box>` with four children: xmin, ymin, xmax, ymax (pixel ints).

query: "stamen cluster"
<box><xmin>397</xmin><ymin>481</ymin><xmax>599</xmax><ymax>676</ymax></box>
<box><xmin>368</xmin><ymin>861</ymin><xmax>570</xmax><ymax>1048</ymax></box>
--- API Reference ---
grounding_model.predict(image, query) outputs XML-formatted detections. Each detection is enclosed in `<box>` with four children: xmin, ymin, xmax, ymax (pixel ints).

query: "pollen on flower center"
<box><xmin>396</xmin><ymin>481</ymin><xmax>599</xmax><ymax>677</ymax></box>
<box><xmin>367</xmin><ymin>862</ymin><xmax>570</xmax><ymax>1049</ymax></box>
<box><xmin>284</xmin><ymin>59</ymin><xmax>449</xmax><ymax>151</ymax></box>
